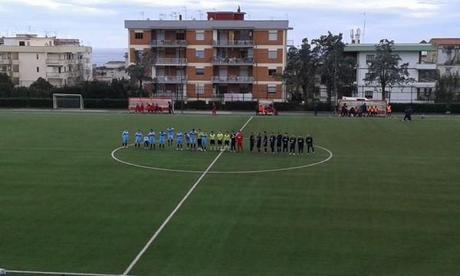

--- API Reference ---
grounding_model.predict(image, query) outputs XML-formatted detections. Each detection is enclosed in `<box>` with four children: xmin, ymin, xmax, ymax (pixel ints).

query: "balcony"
<box><xmin>213</xmin><ymin>40</ymin><xmax>254</xmax><ymax>48</ymax></box>
<box><xmin>212</xmin><ymin>76</ymin><xmax>254</xmax><ymax>84</ymax></box>
<box><xmin>212</xmin><ymin>57</ymin><xmax>254</xmax><ymax>66</ymax></box>
<box><xmin>154</xmin><ymin>58</ymin><xmax>187</xmax><ymax>66</ymax></box>
<box><xmin>415</xmin><ymin>62</ymin><xmax>437</xmax><ymax>70</ymax></box>
<box><xmin>0</xmin><ymin>58</ymin><xmax>12</xmax><ymax>64</ymax></box>
<box><xmin>154</xmin><ymin>76</ymin><xmax>187</xmax><ymax>84</ymax></box>
<box><xmin>151</xmin><ymin>40</ymin><xmax>187</xmax><ymax>48</ymax></box>
<box><xmin>46</xmin><ymin>58</ymin><xmax>72</xmax><ymax>65</ymax></box>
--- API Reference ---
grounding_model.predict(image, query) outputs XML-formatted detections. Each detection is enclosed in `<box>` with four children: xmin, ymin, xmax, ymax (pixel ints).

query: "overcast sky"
<box><xmin>0</xmin><ymin>0</ymin><xmax>459</xmax><ymax>49</ymax></box>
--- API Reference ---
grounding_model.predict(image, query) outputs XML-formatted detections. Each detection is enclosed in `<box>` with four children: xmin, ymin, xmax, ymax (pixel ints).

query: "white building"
<box><xmin>0</xmin><ymin>34</ymin><xmax>92</xmax><ymax>87</ymax></box>
<box><xmin>344</xmin><ymin>43</ymin><xmax>438</xmax><ymax>103</ymax></box>
<box><xmin>93</xmin><ymin>61</ymin><xmax>129</xmax><ymax>82</ymax></box>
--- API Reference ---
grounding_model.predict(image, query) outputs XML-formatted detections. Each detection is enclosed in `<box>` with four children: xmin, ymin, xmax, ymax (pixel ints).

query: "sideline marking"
<box><xmin>6</xmin><ymin>269</ymin><xmax>131</xmax><ymax>276</ymax></box>
<box><xmin>122</xmin><ymin>116</ymin><xmax>253</xmax><ymax>275</ymax></box>
<box><xmin>111</xmin><ymin>145</ymin><xmax>333</xmax><ymax>174</ymax></box>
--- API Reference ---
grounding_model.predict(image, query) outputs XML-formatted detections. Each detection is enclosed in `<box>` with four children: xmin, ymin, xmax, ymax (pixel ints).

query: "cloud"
<box><xmin>1</xmin><ymin>0</ymin><xmax>117</xmax><ymax>15</ymax></box>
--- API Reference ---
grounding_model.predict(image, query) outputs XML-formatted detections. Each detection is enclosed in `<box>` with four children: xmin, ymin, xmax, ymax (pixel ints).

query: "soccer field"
<box><xmin>1</xmin><ymin>111</ymin><xmax>460</xmax><ymax>276</ymax></box>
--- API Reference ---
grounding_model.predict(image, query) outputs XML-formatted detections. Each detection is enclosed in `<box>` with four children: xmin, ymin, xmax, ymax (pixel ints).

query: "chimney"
<box><xmin>179</xmin><ymin>14</ymin><xmax>183</xmax><ymax>21</ymax></box>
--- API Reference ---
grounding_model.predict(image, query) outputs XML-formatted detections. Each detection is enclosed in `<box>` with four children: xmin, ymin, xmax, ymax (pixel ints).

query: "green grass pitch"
<box><xmin>1</xmin><ymin>111</ymin><xmax>460</xmax><ymax>275</ymax></box>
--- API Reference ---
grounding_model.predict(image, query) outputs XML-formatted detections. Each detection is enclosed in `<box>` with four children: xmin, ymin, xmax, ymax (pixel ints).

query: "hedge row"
<box><xmin>1</xmin><ymin>97</ymin><xmax>459</xmax><ymax>113</ymax></box>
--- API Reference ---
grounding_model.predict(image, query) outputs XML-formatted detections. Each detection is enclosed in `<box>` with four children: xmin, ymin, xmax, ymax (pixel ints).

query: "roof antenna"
<box><xmin>237</xmin><ymin>5</ymin><xmax>241</xmax><ymax>13</ymax></box>
<box><xmin>362</xmin><ymin>12</ymin><xmax>367</xmax><ymax>43</ymax></box>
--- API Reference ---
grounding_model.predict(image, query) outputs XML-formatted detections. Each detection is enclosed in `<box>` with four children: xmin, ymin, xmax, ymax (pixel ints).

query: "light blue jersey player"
<box><xmin>134</xmin><ymin>130</ymin><xmax>143</xmax><ymax>148</ymax></box>
<box><xmin>148</xmin><ymin>130</ymin><xmax>156</xmax><ymax>150</ymax></box>
<box><xmin>159</xmin><ymin>131</ymin><xmax>167</xmax><ymax>149</ymax></box>
<box><xmin>167</xmin><ymin>127</ymin><xmax>175</xmax><ymax>146</ymax></box>
<box><xmin>202</xmin><ymin>131</ymin><xmax>208</xmax><ymax>151</ymax></box>
<box><xmin>176</xmin><ymin>131</ymin><xmax>184</xmax><ymax>150</ymax></box>
<box><xmin>122</xmin><ymin>130</ymin><xmax>129</xmax><ymax>147</ymax></box>
<box><xmin>190</xmin><ymin>129</ymin><xmax>197</xmax><ymax>150</ymax></box>
<box><xmin>185</xmin><ymin>131</ymin><xmax>191</xmax><ymax>149</ymax></box>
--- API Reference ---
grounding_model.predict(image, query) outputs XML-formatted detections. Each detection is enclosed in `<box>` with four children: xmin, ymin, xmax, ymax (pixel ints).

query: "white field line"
<box><xmin>6</xmin><ymin>269</ymin><xmax>131</xmax><ymax>276</ymax></box>
<box><xmin>122</xmin><ymin>116</ymin><xmax>254</xmax><ymax>275</ymax></box>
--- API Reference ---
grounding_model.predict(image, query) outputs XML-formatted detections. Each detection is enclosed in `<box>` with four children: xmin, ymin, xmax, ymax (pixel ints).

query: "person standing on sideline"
<box><xmin>122</xmin><ymin>130</ymin><xmax>129</xmax><ymax>147</ymax></box>
<box><xmin>306</xmin><ymin>134</ymin><xmax>314</xmax><ymax>153</ymax></box>
<box><xmin>212</xmin><ymin>102</ymin><xmax>217</xmax><ymax>116</ymax></box>
<box><xmin>135</xmin><ymin>130</ymin><xmax>143</xmax><ymax>148</ymax></box>
<box><xmin>256</xmin><ymin>132</ymin><xmax>262</xmax><ymax>152</ymax></box>
<box><xmin>386</xmin><ymin>103</ymin><xmax>392</xmax><ymax>118</ymax></box>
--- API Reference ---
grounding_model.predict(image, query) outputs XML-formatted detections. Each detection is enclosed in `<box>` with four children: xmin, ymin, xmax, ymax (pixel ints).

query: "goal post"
<box><xmin>53</xmin><ymin>94</ymin><xmax>84</xmax><ymax>109</ymax></box>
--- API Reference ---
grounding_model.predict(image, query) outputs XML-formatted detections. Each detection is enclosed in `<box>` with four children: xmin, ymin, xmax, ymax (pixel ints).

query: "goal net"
<box><xmin>53</xmin><ymin>94</ymin><xmax>84</xmax><ymax>109</ymax></box>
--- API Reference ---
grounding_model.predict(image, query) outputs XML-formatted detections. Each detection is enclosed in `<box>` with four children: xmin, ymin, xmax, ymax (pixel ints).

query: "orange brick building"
<box><xmin>125</xmin><ymin>10</ymin><xmax>291</xmax><ymax>102</ymax></box>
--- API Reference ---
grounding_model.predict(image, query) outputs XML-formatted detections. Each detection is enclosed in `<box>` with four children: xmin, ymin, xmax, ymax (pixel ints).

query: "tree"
<box><xmin>436</xmin><ymin>73</ymin><xmax>460</xmax><ymax>103</ymax></box>
<box><xmin>283</xmin><ymin>39</ymin><xmax>317</xmax><ymax>103</ymax></box>
<box><xmin>364</xmin><ymin>39</ymin><xmax>412</xmax><ymax>101</ymax></box>
<box><xmin>30</xmin><ymin>77</ymin><xmax>53</xmax><ymax>91</ymax></box>
<box><xmin>312</xmin><ymin>32</ymin><xmax>355</xmax><ymax>105</ymax></box>
<box><xmin>0</xmin><ymin>73</ymin><xmax>14</xmax><ymax>97</ymax></box>
<box><xmin>126</xmin><ymin>50</ymin><xmax>154</xmax><ymax>94</ymax></box>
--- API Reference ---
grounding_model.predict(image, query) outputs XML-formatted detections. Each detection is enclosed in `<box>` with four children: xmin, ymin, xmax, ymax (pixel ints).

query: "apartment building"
<box><xmin>125</xmin><ymin>9</ymin><xmax>291</xmax><ymax>102</ymax></box>
<box><xmin>93</xmin><ymin>61</ymin><xmax>129</xmax><ymax>82</ymax></box>
<box><xmin>344</xmin><ymin>43</ymin><xmax>438</xmax><ymax>103</ymax></box>
<box><xmin>0</xmin><ymin>34</ymin><xmax>92</xmax><ymax>87</ymax></box>
<box><xmin>430</xmin><ymin>38</ymin><xmax>460</xmax><ymax>76</ymax></box>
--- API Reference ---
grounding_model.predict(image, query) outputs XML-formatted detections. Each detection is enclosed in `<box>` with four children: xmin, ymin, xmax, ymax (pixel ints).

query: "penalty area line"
<box><xmin>122</xmin><ymin>116</ymin><xmax>253</xmax><ymax>275</ymax></box>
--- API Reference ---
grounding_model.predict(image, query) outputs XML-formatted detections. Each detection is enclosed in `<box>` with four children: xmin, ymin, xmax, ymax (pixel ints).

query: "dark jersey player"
<box><xmin>263</xmin><ymin>131</ymin><xmax>268</xmax><ymax>153</ymax></box>
<box><xmin>297</xmin><ymin>136</ymin><xmax>305</xmax><ymax>154</ymax></box>
<box><xmin>289</xmin><ymin>136</ymin><xmax>297</xmax><ymax>155</ymax></box>
<box><xmin>269</xmin><ymin>133</ymin><xmax>276</xmax><ymax>154</ymax></box>
<box><xmin>306</xmin><ymin>135</ymin><xmax>314</xmax><ymax>153</ymax></box>
<box><xmin>230</xmin><ymin>131</ymin><xmax>236</xmax><ymax>152</ymax></box>
<box><xmin>282</xmin><ymin>133</ymin><xmax>289</xmax><ymax>153</ymax></box>
<box><xmin>256</xmin><ymin>133</ymin><xmax>262</xmax><ymax>152</ymax></box>
<box><xmin>276</xmin><ymin>133</ymin><xmax>283</xmax><ymax>153</ymax></box>
<box><xmin>249</xmin><ymin>133</ymin><xmax>255</xmax><ymax>152</ymax></box>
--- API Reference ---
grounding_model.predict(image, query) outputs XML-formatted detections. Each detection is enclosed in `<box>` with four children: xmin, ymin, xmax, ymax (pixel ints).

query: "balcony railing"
<box><xmin>151</xmin><ymin>40</ymin><xmax>187</xmax><ymax>47</ymax></box>
<box><xmin>154</xmin><ymin>58</ymin><xmax>187</xmax><ymax>66</ymax></box>
<box><xmin>154</xmin><ymin>76</ymin><xmax>187</xmax><ymax>83</ymax></box>
<box><xmin>212</xmin><ymin>57</ymin><xmax>254</xmax><ymax>65</ymax></box>
<box><xmin>213</xmin><ymin>40</ymin><xmax>254</xmax><ymax>47</ymax></box>
<box><xmin>212</xmin><ymin>76</ymin><xmax>254</xmax><ymax>83</ymax></box>
<box><xmin>0</xmin><ymin>58</ymin><xmax>12</xmax><ymax>64</ymax></box>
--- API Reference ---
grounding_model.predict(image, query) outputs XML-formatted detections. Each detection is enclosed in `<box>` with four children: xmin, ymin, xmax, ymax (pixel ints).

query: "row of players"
<box><xmin>121</xmin><ymin>129</ymin><xmax>314</xmax><ymax>155</ymax></box>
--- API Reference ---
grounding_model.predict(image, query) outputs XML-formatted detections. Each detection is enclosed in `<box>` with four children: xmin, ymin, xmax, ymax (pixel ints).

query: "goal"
<box><xmin>53</xmin><ymin>94</ymin><xmax>84</xmax><ymax>109</ymax></box>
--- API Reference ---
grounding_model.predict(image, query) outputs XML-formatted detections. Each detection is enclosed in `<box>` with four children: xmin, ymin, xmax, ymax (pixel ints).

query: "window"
<box><xmin>36</xmin><ymin>54</ymin><xmax>39</xmax><ymax>60</ymax></box>
<box><xmin>267</xmin><ymin>84</ymin><xmax>277</xmax><ymax>93</ymax></box>
<box><xmin>268</xmin><ymin>68</ymin><xmax>277</xmax><ymax>76</ymax></box>
<box><xmin>196</xmin><ymin>30</ymin><xmax>205</xmax><ymax>41</ymax></box>
<box><xmin>268</xmin><ymin>30</ymin><xmax>278</xmax><ymax>41</ymax></box>
<box><xmin>134</xmin><ymin>32</ymin><xmax>144</xmax><ymax>39</ymax></box>
<box><xmin>36</xmin><ymin>67</ymin><xmax>39</xmax><ymax>73</ymax></box>
<box><xmin>196</xmin><ymin>68</ymin><xmax>205</xmax><ymax>76</ymax></box>
<box><xmin>19</xmin><ymin>41</ymin><xmax>25</xmax><ymax>46</ymax></box>
<box><xmin>365</xmin><ymin>90</ymin><xmax>373</xmax><ymax>99</ymax></box>
<box><xmin>196</xmin><ymin>83</ymin><xmax>205</xmax><ymax>95</ymax></box>
<box><xmin>365</xmin><ymin>73</ymin><xmax>371</xmax><ymax>80</ymax></box>
<box><xmin>268</xmin><ymin>50</ymin><xmax>278</xmax><ymax>59</ymax></box>
<box><xmin>366</xmin><ymin>55</ymin><xmax>375</xmax><ymax>63</ymax></box>
<box><xmin>419</xmin><ymin>69</ymin><xmax>438</xmax><ymax>82</ymax></box>
<box><xmin>196</xmin><ymin>50</ymin><xmax>205</xmax><ymax>59</ymax></box>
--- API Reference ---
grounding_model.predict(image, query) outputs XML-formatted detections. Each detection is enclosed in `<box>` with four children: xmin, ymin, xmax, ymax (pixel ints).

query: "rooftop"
<box><xmin>125</xmin><ymin>20</ymin><xmax>292</xmax><ymax>30</ymax></box>
<box><xmin>430</xmin><ymin>38</ymin><xmax>460</xmax><ymax>46</ymax></box>
<box><xmin>344</xmin><ymin>43</ymin><xmax>437</xmax><ymax>52</ymax></box>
